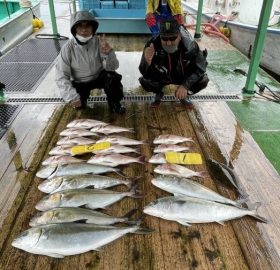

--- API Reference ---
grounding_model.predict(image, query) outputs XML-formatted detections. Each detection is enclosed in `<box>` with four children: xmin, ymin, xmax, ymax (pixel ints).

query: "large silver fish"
<box><xmin>90</xmin><ymin>124</ymin><xmax>134</xmax><ymax>134</ymax></box>
<box><xmin>35</xmin><ymin>187</ymin><xmax>141</xmax><ymax>211</ymax></box>
<box><xmin>67</xmin><ymin>119</ymin><xmax>108</xmax><ymax>129</ymax></box>
<box><xmin>154</xmin><ymin>164</ymin><xmax>203</xmax><ymax>178</ymax></box>
<box><xmin>153</xmin><ymin>135</ymin><xmax>193</xmax><ymax>144</ymax></box>
<box><xmin>96</xmin><ymin>135</ymin><xmax>147</xmax><ymax>146</ymax></box>
<box><xmin>56</xmin><ymin>136</ymin><xmax>96</xmax><ymax>146</ymax></box>
<box><xmin>87</xmin><ymin>153</ymin><xmax>146</xmax><ymax>167</ymax></box>
<box><xmin>151</xmin><ymin>176</ymin><xmax>244</xmax><ymax>206</ymax></box>
<box><xmin>29</xmin><ymin>207</ymin><xmax>137</xmax><ymax>226</ymax></box>
<box><xmin>38</xmin><ymin>174</ymin><xmax>132</xmax><ymax>193</ymax></box>
<box><xmin>36</xmin><ymin>163</ymin><xmax>120</xmax><ymax>179</ymax></box>
<box><xmin>12</xmin><ymin>223</ymin><xmax>152</xmax><ymax>258</ymax></box>
<box><xmin>143</xmin><ymin>196</ymin><xmax>267</xmax><ymax>226</ymax></box>
<box><xmin>154</xmin><ymin>144</ymin><xmax>190</xmax><ymax>153</ymax></box>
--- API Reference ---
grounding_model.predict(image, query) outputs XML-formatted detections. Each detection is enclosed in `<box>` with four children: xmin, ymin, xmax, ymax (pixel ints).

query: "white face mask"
<box><xmin>162</xmin><ymin>44</ymin><xmax>178</xmax><ymax>54</ymax></box>
<box><xmin>75</xmin><ymin>34</ymin><xmax>93</xmax><ymax>43</ymax></box>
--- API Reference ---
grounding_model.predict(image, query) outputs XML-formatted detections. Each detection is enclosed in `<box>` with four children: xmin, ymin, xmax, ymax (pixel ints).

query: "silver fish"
<box><xmin>42</xmin><ymin>155</ymin><xmax>84</xmax><ymax>166</ymax></box>
<box><xmin>152</xmin><ymin>176</ymin><xmax>244</xmax><ymax>206</ymax></box>
<box><xmin>35</xmin><ymin>187</ymin><xmax>141</xmax><ymax>211</ymax></box>
<box><xmin>87</xmin><ymin>153</ymin><xmax>146</xmax><ymax>167</ymax></box>
<box><xmin>38</xmin><ymin>174</ymin><xmax>132</xmax><ymax>193</ymax></box>
<box><xmin>49</xmin><ymin>145</ymin><xmax>73</xmax><ymax>156</ymax></box>
<box><xmin>143</xmin><ymin>196</ymin><xmax>267</xmax><ymax>226</ymax></box>
<box><xmin>154</xmin><ymin>144</ymin><xmax>190</xmax><ymax>153</ymax></box>
<box><xmin>29</xmin><ymin>207</ymin><xmax>137</xmax><ymax>226</ymax></box>
<box><xmin>60</xmin><ymin>128</ymin><xmax>97</xmax><ymax>138</ymax></box>
<box><xmin>67</xmin><ymin>119</ymin><xmax>108</xmax><ymax>129</ymax></box>
<box><xmin>94</xmin><ymin>145</ymin><xmax>140</xmax><ymax>154</ymax></box>
<box><xmin>12</xmin><ymin>223</ymin><xmax>152</xmax><ymax>258</ymax></box>
<box><xmin>56</xmin><ymin>136</ymin><xmax>96</xmax><ymax>146</ymax></box>
<box><xmin>90</xmin><ymin>124</ymin><xmax>134</xmax><ymax>134</ymax></box>
<box><xmin>153</xmin><ymin>134</ymin><xmax>193</xmax><ymax>144</ymax></box>
<box><xmin>149</xmin><ymin>153</ymin><xmax>166</xmax><ymax>164</ymax></box>
<box><xmin>36</xmin><ymin>163</ymin><xmax>120</xmax><ymax>179</ymax></box>
<box><xmin>96</xmin><ymin>135</ymin><xmax>147</xmax><ymax>146</ymax></box>
<box><xmin>154</xmin><ymin>164</ymin><xmax>203</xmax><ymax>178</ymax></box>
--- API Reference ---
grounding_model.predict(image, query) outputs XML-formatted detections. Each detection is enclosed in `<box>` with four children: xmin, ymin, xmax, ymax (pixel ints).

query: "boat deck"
<box><xmin>0</xmin><ymin>4</ymin><xmax>280</xmax><ymax>269</ymax></box>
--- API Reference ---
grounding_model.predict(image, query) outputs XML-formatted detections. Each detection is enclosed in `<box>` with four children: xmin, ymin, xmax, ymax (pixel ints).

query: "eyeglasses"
<box><xmin>160</xmin><ymin>35</ymin><xmax>178</xmax><ymax>42</ymax></box>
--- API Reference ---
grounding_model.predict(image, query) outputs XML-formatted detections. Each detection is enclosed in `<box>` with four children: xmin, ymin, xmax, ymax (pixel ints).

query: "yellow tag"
<box><xmin>165</xmin><ymin>151</ymin><xmax>202</xmax><ymax>165</ymax></box>
<box><xmin>71</xmin><ymin>142</ymin><xmax>111</xmax><ymax>155</ymax></box>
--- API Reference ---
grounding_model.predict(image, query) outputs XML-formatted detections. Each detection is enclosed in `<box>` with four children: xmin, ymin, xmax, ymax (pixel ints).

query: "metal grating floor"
<box><xmin>0</xmin><ymin>63</ymin><xmax>51</xmax><ymax>93</ymax></box>
<box><xmin>0</xmin><ymin>104</ymin><xmax>21</xmax><ymax>139</ymax></box>
<box><xmin>5</xmin><ymin>94</ymin><xmax>240</xmax><ymax>104</ymax></box>
<box><xmin>0</xmin><ymin>39</ymin><xmax>66</xmax><ymax>63</ymax></box>
<box><xmin>0</xmin><ymin>39</ymin><xmax>67</xmax><ymax>93</ymax></box>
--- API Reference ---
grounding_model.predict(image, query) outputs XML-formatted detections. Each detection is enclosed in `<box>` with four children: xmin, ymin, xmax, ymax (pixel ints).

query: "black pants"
<box><xmin>72</xmin><ymin>70</ymin><xmax>124</xmax><ymax>107</ymax></box>
<box><xmin>139</xmin><ymin>73</ymin><xmax>209</xmax><ymax>95</ymax></box>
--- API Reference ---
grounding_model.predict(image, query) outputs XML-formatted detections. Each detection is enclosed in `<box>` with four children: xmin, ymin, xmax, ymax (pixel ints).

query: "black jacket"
<box><xmin>139</xmin><ymin>26</ymin><xmax>207</xmax><ymax>91</ymax></box>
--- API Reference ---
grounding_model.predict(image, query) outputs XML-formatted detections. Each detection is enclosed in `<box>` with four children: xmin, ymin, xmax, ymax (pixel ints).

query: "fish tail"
<box><xmin>128</xmin><ymin>128</ymin><xmax>135</xmax><ymax>133</ymax></box>
<box><xmin>250</xmin><ymin>212</ymin><xmax>268</xmax><ymax>223</ymax></box>
<box><xmin>129</xmin><ymin>184</ymin><xmax>144</xmax><ymax>198</ymax></box>
<box><xmin>141</xmin><ymin>139</ymin><xmax>150</xmax><ymax>144</ymax></box>
<box><xmin>137</xmin><ymin>156</ymin><xmax>147</xmax><ymax>164</ymax></box>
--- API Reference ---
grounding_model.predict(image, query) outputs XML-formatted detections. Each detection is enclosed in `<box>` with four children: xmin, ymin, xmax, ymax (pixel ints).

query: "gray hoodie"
<box><xmin>55</xmin><ymin>11</ymin><xmax>119</xmax><ymax>103</ymax></box>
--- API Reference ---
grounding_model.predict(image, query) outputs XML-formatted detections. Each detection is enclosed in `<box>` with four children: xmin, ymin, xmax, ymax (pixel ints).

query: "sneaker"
<box><xmin>109</xmin><ymin>102</ymin><xmax>126</xmax><ymax>114</ymax></box>
<box><xmin>180</xmin><ymin>99</ymin><xmax>193</xmax><ymax>109</ymax></box>
<box><xmin>150</xmin><ymin>92</ymin><xmax>164</xmax><ymax>108</ymax></box>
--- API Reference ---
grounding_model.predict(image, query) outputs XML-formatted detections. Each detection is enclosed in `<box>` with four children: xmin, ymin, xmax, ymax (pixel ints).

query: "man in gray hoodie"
<box><xmin>55</xmin><ymin>11</ymin><xmax>125</xmax><ymax>113</ymax></box>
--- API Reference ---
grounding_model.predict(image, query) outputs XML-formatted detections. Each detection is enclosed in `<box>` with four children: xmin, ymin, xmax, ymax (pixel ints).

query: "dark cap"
<box><xmin>160</xmin><ymin>19</ymin><xmax>180</xmax><ymax>37</ymax></box>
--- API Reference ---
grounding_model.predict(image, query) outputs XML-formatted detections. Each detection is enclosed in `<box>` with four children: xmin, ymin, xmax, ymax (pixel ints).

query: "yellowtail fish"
<box><xmin>12</xmin><ymin>223</ymin><xmax>153</xmax><ymax>258</ymax></box>
<box><xmin>96</xmin><ymin>135</ymin><xmax>147</xmax><ymax>146</ymax></box>
<box><xmin>154</xmin><ymin>164</ymin><xmax>203</xmax><ymax>178</ymax></box>
<box><xmin>56</xmin><ymin>136</ymin><xmax>96</xmax><ymax>146</ymax></box>
<box><xmin>154</xmin><ymin>144</ymin><xmax>190</xmax><ymax>153</ymax></box>
<box><xmin>49</xmin><ymin>145</ymin><xmax>73</xmax><ymax>156</ymax></box>
<box><xmin>42</xmin><ymin>155</ymin><xmax>85</xmax><ymax>166</ymax></box>
<box><xmin>94</xmin><ymin>145</ymin><xmax>140</xmax><ymax>154</ymax></box>
<box><xmin>90</xmin><ymin>124</ymin><xmax>134</xmax><ymax>134</ymax></box>
<box><xmin>60</xmin><ymin>128</ymin><xmax>97</xmax><ymax>138</ymax></box>
<box><xmin>67</xmin><ymin>119</ymin><xmax>108</xmax><ymax>129</ymax></box>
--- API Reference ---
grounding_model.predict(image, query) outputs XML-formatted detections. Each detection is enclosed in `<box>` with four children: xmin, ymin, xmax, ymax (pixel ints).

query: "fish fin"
<box><xmin>45</xmin><ymin>253</ymin><xmax>65</xmax><ymax>258</ymax></box>
<box><xmin>177</xmin><ymin>220</ymin><xmax>191</xmax><ymax>226</ymax></box>
<box><xmin>249</xmin><ymin>202</ymin><xmax>269</xmax><ymax>223</ymax></box>
<box><xmin>216</xmin><ymin>221</ymin><xmax>225</xmax><ymax>225</ymax></box>
<box><xmin>141</xmin><ymin>139</ymin><xmax>150</xmax><ymax>144</ymax></box>
<box><xmin>137</xmin><ymin>156</ymin><xmax>147</xmax><ymax>164</ymax></box>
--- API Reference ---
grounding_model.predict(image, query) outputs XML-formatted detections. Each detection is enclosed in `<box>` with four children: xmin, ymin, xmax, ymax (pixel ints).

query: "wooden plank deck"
<box><xmin>0</xmin><ymin>32</ymin><xmax>280</xmax><ymax>269</ymax></box>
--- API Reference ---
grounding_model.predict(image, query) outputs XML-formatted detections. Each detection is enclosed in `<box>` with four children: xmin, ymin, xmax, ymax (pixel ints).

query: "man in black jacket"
<box><xmin>139</xmin><ymin>19</ymin><xmax>209</xmax><ymax>108</ymax></box>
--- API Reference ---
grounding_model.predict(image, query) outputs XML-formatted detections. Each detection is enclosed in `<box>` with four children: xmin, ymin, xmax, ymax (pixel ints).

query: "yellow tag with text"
<box><xmin>71</xmin><ymin>142</ymin><xmax>111</xmax><ymax>155</ymax></box>
<box><xmin>165</xmin><ymin>151</ymin><xmax>202</xmax><ymax>165</ymax></box>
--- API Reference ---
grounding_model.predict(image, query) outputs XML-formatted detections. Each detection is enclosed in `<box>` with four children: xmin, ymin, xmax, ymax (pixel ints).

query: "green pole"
<box><xmin>48</xmin><ymin>0</ymin><xmax>59</xmax><ymax>36</ymax></box>
<box><xmin>194</xmin><ymin>0</ymin><xmax>203</xmax><ymax>39</ymax></box>
<box><xmin>243</xmin><ymin>0</ymin><xmax>273</xmax><ymax>95</ymax></box>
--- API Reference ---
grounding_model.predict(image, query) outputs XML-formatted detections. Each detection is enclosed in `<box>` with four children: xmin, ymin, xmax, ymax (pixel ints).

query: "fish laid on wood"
<box><xmin>154</xmin><ymin>164</ymin><xmax>203</xmax><ymax>178</ymax></box>
<box><xmin>49</xmin><ymin>145</ymin><xmax>73</xmax><ymax>156</ymax></box>
<box><xmin>29</xmin><ymin>207</ymin><xmax>137</xmax><ymax>226</ymax></box>
<box><xmin>87</xmin><ymin>153</ymin><xmax>146</xmax><ymax>167</ymax></box>
<box><xmin>36</xmin><ymin>163</ymin><xmax>120</xmax><ymax>179</ymax></box>
<box><xmin>35</xmin><ymin>187</ymin><xmax>142</xmax><ymax>211</ymax></box>
<box><xmin>94</xmin><ymin>145</ymin><xmax>140</xmax><ymax>154</ymax></box>
<box><xmin>154</xmin><ymin>144</ymin><xmax>190</xmax><ymax>153</ymax></box>
<box><xmin>153</xmin><ymin>134</ymin><xmax>193</xmax><ymax>145</ymax></box>
<box><xmin>56</xmin><ymin>136</ymin><xmax>96</xmax><ymax>146</ymax></box>
<box><xmin>206</xmin><ymin>159</ymin><xmax>247</xmax><ymax>196</ymax></box>
<box><xmin>149</xmin><ymin>153</ymin><xmax>166</xmax><ymax>164</ymax></box>
<box><xmin>60</xmin><ymin>128</ymin><xmax>97</xmax><ymax>138</ymax></box>
<box><xmin>12</xmin><ymin>223</ymin><xmax>153</xmax><ymax>258</ymax></box>
<box><xmin>143</xmin><ymin>196</ymin><xmax>267</xmax><ymax>226</ymax></box>
<box><xmin>42</xmin><ymin>155</ymin><xmax>85</xmax><ymax>166</ymax></box>
<box><xmin>67</xmin><ymin>119</ymin><xmax>108</xmax><ymax>129</ymax></box>
<box><xmin>38</xmin><ymin>174</ymin><xmax>132</xmax><ymax>194</ymax></box>
<box><xmin>152</xmin><ymin>176</ymin><xmax>244</xmax><ymax>206</ymax></box>
<box><xmin>90</xmin><ymin>124</ymin><xmax>134</xmax><ymax>134</ymax></box>
<box><xmin>96</xmin><ymin>135</ymin><xmax>147</xmax><ymax>146</ymax></box>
